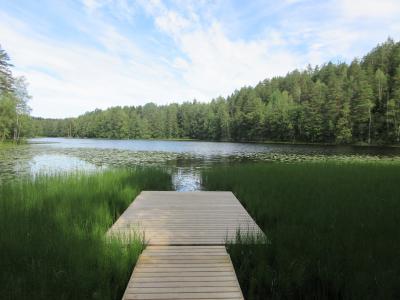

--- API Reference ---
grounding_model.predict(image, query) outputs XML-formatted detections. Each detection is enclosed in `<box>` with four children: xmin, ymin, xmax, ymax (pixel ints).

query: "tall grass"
<box><xmin>0</xmin><ymin>168</ymin><xmax>171</xmax><ymax>299</ymax></box>
<box><xmin>202</xmin><ymin>162</ymin><xmax>400</xmax><ymax>299</ymax></box>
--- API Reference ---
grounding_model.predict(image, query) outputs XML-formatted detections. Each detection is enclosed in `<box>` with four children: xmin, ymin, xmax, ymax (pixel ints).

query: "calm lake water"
<box><xmin>1</xmin><ymin>137</ymin><xmax>400</xmax><ymax>191</ymax></box>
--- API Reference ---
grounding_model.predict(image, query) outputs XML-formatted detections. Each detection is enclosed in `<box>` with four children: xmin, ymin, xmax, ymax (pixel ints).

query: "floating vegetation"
<box><xmin>1</xmin><ymin>140</ymin><xmax>400</xmax><ymax>186</ymax></box>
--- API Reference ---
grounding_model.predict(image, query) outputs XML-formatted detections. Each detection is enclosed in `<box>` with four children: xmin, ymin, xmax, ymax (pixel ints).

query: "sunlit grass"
<box><xmin>0</xmin><ymin>168</ymin><xmax>171</xmax><ymax>299</ymax></box>
<box><xmin>203</xmin><ymin>162</ymin><xmax>400</xmax><ymax>299</ymax></box>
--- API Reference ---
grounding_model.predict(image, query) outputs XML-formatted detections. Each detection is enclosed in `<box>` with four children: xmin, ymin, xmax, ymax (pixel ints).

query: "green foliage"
<box><xmin>202</xmin><ymin>162</ymin><xmax>400</xmax><ymax>300</ymax></box>
<box><xmin>302</xmin><ymin>80</ymin><xmax>326</xmax><ymax>142</ymax></box>
<box><xmin>265</xmin><ymin>90</ymin><xmax>296</xmax><ymax>141</ymax></box>
<box><xmin>335</xmin><ymin>101</ymin><xmax>352</xmax><ymax>143</ymax></box>
<box><xmin>229</xmin><ymin>87</ymin><xmax>265</xmax><ymax>141</ymax></box>
<box><xmin>0</xmin><ymin>46</ymin><xmax>14</xmax><ymax>92</ymax></box>
<box><xmin>388</xmin><ymin>66</ymin><xmax>400</xmax><ymax>141</ymax></box>
<box><xmin>349</xmin><ymin>60</ymin><xmax>375</xmax><ymax>143</ymax></box>
<box><xmin>0</xmin><ymin>45</ymin><xmax>31</xmax><ymax>142</ymax></box>
<box><xmin>0</xmin><ymin>93</ymin><xmax>16</xmax><ymax>141</ymax></box>
<box><xmin>30</xmin><ymin>39</ymin><xmax>400</xmax><ymax>145</ymax></box>
<box><xmin>2</xmin><ymin>38</ymin><xmax>400</xmax><ymax>144</ymax></box>
<box><xmin>0</xmin><ymin>168</ymin><xmax>172</xmax><ymax>299</ymax></box>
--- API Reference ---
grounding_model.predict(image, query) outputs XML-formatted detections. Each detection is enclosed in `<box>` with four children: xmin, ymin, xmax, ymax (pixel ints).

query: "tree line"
<box><xmin>3</xmin><ymin>39</ymin><xmax>400</xmax><ymax>144</ymax></box>
<box><xmin>0</xmin><ymin>45</ymin><xmax>31</xmax><ymax>142</ymax></box>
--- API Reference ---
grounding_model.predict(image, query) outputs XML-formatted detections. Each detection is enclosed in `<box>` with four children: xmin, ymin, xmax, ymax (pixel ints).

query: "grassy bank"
<box><xmin>0</xmin><ymin>142</ymin><xmax>22</xmax><ymax>149</ymax></box>
<box><xmin>0</xmin><ymin>168</ymin><xmax>171</xmax><ymax>300</ymax></box>
<box><xmin>202</xmin><ymin>162</ymin><xmax>400</xmax><ymax>299</ymax></box>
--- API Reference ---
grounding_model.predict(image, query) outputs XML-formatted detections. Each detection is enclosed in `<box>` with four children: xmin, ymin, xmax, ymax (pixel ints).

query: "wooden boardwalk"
<box><xmin>122</xmin><ymin>245</ymin><xmax>244</xmax><ymax>300</ymax></box>
<box><xmin>108</xmin><ymin>191</ymin><xmax>263</xmax><ymax>245</ymax></box>
<box><xmin>108</xmin><ymin>191</ymin><xmax>263</xmax><ymax>300</ymax></box>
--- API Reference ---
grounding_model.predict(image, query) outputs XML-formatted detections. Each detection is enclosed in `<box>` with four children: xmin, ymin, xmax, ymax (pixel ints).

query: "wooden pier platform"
<box><xmin>108</xmin><ymin>191</ymin><xmax>263</xmax><ymax>245</ymax></box>
<box><xmin>122</xmin><ymin>245</ymin><xmax>244</xmax><ymax>300</ymax></box>
<box><xmin>108</xmin><ymin>191</ymin><xmax>263</xmax><ymax>300</ymax></box>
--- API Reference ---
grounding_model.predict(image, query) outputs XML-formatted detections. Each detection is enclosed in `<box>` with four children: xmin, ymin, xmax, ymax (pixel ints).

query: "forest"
<box><xmin>0</xmin><ymin>47</ymin><xmax>31</xmax><ymax>142</ymax></box>
<box><xmin>2</xmin><ymin>39</ymin><xmax>400</xmax><ymax>144</ymax></box>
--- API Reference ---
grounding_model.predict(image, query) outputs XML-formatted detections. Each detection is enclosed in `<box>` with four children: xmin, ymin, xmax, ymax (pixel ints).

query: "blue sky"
<box><xmin>1</xmin><ymin>0</ymin><xmax>399</xmax><ymax>118</ymax></box>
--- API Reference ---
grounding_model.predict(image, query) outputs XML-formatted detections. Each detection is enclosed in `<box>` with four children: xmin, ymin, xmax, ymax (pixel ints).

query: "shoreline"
<box><xmin>26</xmin><ymin>136</ymin><xmax>400</xmax><ymax>148</ymax></box>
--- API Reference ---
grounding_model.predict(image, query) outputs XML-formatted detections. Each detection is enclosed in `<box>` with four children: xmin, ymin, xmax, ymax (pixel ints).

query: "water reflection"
<box><xmin>1</xmin><ymin>138</ymin><xmax>399</xmax><ymax>191</ymax></box>
<box><xmin>172</xmin><ymin>168</ymin><xmax>202</xmax><ymax>191</ymax></box>
<box><xmin>29</xmin><ymin>154</ymin><xmax>99</xmax><ymax>176</ymax></box>
<box><xmin>31</xmin><ymin>137</ymin><xmax>400</xmax><ymax>156</ymax></box>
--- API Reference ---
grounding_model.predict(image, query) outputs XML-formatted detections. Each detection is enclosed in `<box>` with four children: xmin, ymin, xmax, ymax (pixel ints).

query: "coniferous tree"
<box><xmin>302</xmin><ymin>80</ymin><xmax>325</xmax><ymax>142</ymax></box>
<box><xmin>0</xmin><ymin>45</ymin><xmax>14</xmax><ymax>93</ymax></box>
<box><xmin>265</xmin><ymin>90</ymin><xmax>296</xmax><ymax>141</ymax></box>
<box><xmin>27</xmin><ymin>39</ymin><xmax>400</xmax><ymax>145</ymax></box>
<box><xmin>0</xmin><ymin>47</ymin><xmax>31</xmax><ymax>142</ymax></box>
<box><xmin>388</xmin><ymin>67</ymin><xmax>400</xmax><ymax>142</ymax></box>
<box><xmin>349</xmin><ymin>60</ymin><xmax>374</xmax><ymax>143</ymax></box>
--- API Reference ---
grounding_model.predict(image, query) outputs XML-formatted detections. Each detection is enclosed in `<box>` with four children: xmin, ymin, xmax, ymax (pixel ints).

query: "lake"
<box><xmin>1</xmin><ymin>137</ymin><xmax>400</xmax><ymax>191</ymax></box>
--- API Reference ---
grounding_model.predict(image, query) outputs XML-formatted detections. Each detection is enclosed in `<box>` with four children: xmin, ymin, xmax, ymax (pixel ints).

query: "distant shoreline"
<box><xmin>26</xmin><ymin>136</ymin><xmax>400</xmax><ymax>148</ymax></box>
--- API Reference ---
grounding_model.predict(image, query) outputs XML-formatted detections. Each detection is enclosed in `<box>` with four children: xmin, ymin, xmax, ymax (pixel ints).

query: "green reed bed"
<box><xmin>0</xmin><ymin>168</ymin><xmax>171</xmax><ymax>300</ymax></box>
<box><xmin>202</xmin><ymin>162</ymin><xmax>400</xmax><ymax>300</ymax></box>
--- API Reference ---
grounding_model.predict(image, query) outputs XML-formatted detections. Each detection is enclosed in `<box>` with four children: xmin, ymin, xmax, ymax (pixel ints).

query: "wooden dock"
<box><xmin>108</xmin><ymin>191</ymin><xmax>263</xmax><ymax>300</ymax></box>
<box><xmin>122</xmin><ymin>245</ymin><xmax>244</xmax><ymax>300</ymax></box>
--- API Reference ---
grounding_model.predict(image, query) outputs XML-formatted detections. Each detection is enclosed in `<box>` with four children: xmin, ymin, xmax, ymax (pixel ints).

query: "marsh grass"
<box><xmin>0</xmin><ymin>168</ymin><xmax>171</xmax><ymax>299</ymax></box>
<box><xmin>203</xmin><ymin>162</ymin><xmax>400</xmax><ymax>299</ymax></box>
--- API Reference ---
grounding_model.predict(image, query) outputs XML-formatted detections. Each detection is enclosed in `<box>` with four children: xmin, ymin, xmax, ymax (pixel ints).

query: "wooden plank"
<box><xmin>108</xmin><ymin>191</ymin><xmax>263</xmax><ymax>245</ymax></box>
<box><xmin>129</xmin><ymin>281</ymin><xmax>239</xmax><ymax>288</ymax></box>
<box><xmin>126</xmin><ymin>286</ymin><xmax>240</xmax><ymax>293</ymax></box>
<box><xmin>122</xmin><ymin>246</ymin><xmax>244</xmax><ymax>300</ymax></box>
<box><xmin>124</xmin><ymin>293</ymin><xmax>243</xmax><ymax>300</ymax></box>
<box><xmin>136</xmin><ymin>258</ymin><xmax>231</xmax><ymax>263</ymax></box>
<box><xmin>143</xmin><ymin>247</ymin><xmax>227</xmax><ymax>251</ymax></box>
<box><xmin>107</xmin><ymin>192</ymin><xmax>264</xmax><ymax>299</ymax></box>
<box><xmin>139</xmin><ymin>252</ymin><xmax>228</xmax><ymax>257</ymax></box>
<box><xmin>131</xmin><ymin>272</ymin><xmax>235</xmax><ymax>278</ymax></box>
<box><xmin>136</xmin><ymin>264</ymin><xmax>232</xmax><ymax>269</ymax></box>
<box><xmin>131</xmin><ymin>276</ymin><xmax>238</xmax><ymax>283</ymax></box>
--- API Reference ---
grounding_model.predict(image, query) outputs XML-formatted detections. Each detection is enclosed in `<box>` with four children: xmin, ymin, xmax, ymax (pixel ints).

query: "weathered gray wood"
<box><xmin>122</xmin><ymin>246</ymin><xmax>244</xmax><ymax>300</ymax></box>
<box><xmin>108</xmin><ymin>191</ymin><xmax>263</xmax><ymax>245</ymax></box>
<box><xmin>108</xmin><ymin>192</ymin><xmax>264</xmax><ymax>300</ymax></box>
<box><xmin>129</xmin><ymin>281</ymin><xmax>239</xmax><ymax>288</ymax></box>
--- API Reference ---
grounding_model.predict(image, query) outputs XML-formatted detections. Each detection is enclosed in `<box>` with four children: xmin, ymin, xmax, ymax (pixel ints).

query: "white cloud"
<box><xmin>177</xmin><ymin>23</ymin><xmax>302</xmax><ymax>94</ymax></box>
<box><xmin>338</xmin><ymin>0</ymin><xmax>400</xmax><ymax>19</ymax></box>
<box><xmin>0</xmin><ymin>12</ymin><xmax>192</xmax><ymax>117</ymax></box>
<box><xmin>136</xmin><ymin>2</ymin><xmax>305</xmax><ymax>94</ymax></box>
<box><xmin>82</xmin><ymin>0</ymin><xmax>105</xmax><ymax>12</ymax></box>
<box><xmin>0</xmin><ymin>3</ymin><xmax>305</xmax><ymax>118</ymax></box>
<box><xmin>155</xmin><ymin>10</ymin><xmax>191</xmax><ymax>37</ymax></box>
<box><xmin>82</xmin><ymin>0</ymin><xmax>136</xmax><ymax>21</ymax></box>
<box><xmin>1</xmin><ymin>0</ymin><xmax>400</xmax><ymax>118</ymax></box>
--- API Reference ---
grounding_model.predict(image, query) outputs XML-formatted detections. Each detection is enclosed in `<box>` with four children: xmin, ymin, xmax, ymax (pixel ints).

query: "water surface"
<box><xmin>1</xmin><ymin>138</ymin><xmax>400</xmax><ymax>191</ymax></box>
